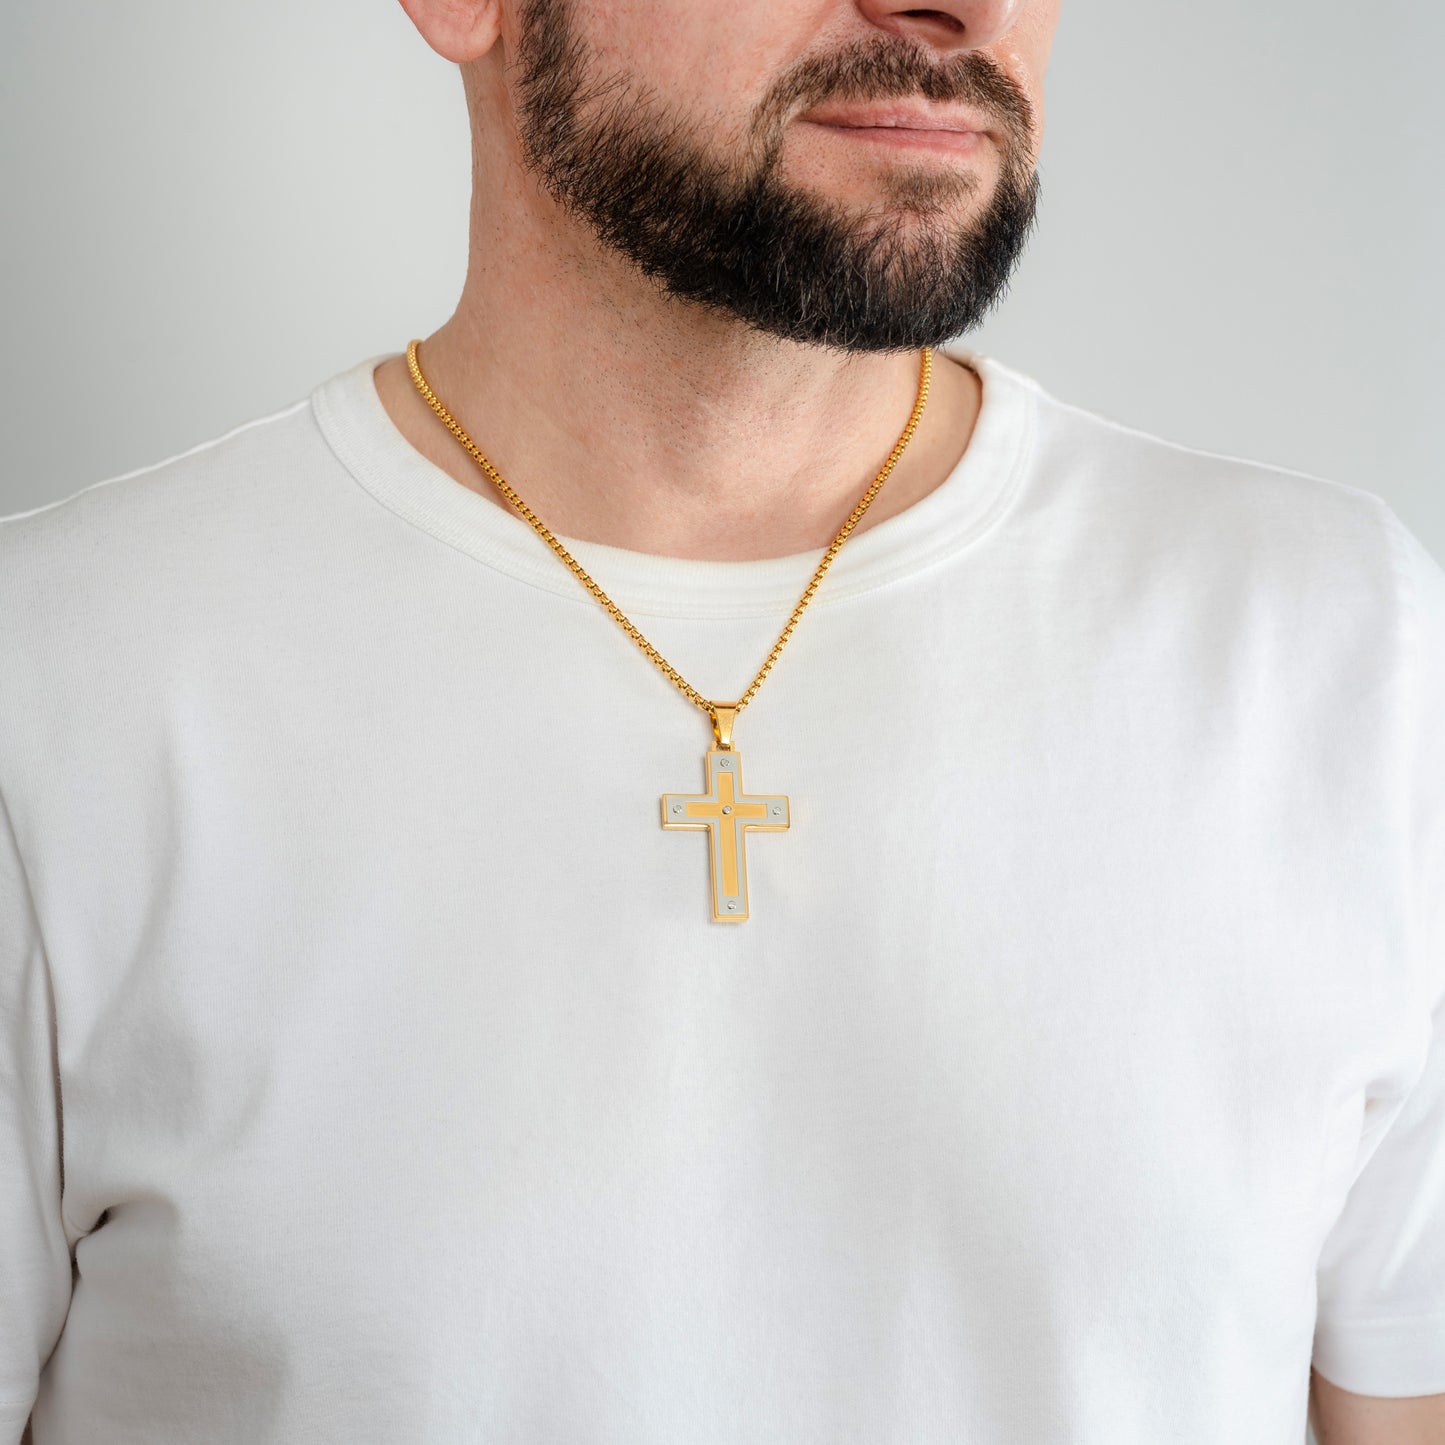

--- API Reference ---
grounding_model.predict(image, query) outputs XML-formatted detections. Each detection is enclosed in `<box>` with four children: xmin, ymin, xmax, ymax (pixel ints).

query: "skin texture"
<box><xmin>380</xmin><ymin>6</ymin><xmax>1445</xmax><ymax>1433</ymax></box>
<box><xmin>1309</xmin><ymin>1367</ymin><xmax>1445</xmax><ymax>1445</ymax></box>
<box><xmin>378</xmin><ymin>0</ymin><xmax>1058</xmax><ymax>559</ymax></box>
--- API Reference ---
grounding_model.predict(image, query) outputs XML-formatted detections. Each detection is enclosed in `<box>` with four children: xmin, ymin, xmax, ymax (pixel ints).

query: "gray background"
<box><xmin>1</xmin><ymin>4</ymin><xmax>1440</xmax><ymax>1435</ymax></box>
<box><xmin>1</xmin><ymin>0</ymin><xmax>1442</xmax><ymax>568</ymax></box>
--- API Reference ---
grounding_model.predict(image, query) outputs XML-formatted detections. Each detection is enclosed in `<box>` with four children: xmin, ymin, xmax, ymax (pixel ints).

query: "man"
<box><xmin>1</xmin><ymin>0</ymin><xmax>1442</xmax><ymax>1440</ymax></box>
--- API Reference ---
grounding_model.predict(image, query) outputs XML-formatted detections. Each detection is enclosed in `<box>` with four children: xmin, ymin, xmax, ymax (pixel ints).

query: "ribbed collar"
<box><xmin>311</xmin><ymin>339</ymin><xmax>1036</xmax><ymax>620</ymax></box>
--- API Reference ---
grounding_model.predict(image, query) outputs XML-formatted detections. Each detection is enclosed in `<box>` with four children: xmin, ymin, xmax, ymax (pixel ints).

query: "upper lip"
<box><xmin>800</xmin><ymin>102</ymin><xmax>996</xmax><ymax>137</ymax></box>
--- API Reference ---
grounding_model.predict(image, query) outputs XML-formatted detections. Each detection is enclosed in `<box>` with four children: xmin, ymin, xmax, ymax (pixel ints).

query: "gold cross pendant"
<box><xmin>660</xmin><ymin>704</ymin><xmax>789</xmax><ymax>922</ymax></box>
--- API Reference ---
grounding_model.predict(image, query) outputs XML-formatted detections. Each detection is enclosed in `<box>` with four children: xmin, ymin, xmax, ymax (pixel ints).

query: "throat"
<box><xmin>370</xmin><ymin>347</ymin><xmax>979</xmax><ymax>563</ymax></box>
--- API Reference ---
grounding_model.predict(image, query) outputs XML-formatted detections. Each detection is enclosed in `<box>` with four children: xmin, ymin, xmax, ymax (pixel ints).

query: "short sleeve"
<box><xmin>0</xmin><ymin>782</ymin><xmax>73</xmax><ymax>1441</ymax></box>
<box><xmin>1311</xmin><ymin>511</ymin><xmax>1445</xmax><ymax>1397</ymax></box>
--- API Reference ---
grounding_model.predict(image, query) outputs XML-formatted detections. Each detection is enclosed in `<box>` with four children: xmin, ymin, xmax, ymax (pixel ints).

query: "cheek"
<box><xmin>578</xmin><ymin>0</ymin><xmax>802</xmax><ymax>128</ymax></box>
<box><xmin>1013</xmin><ymin>0</ymin><xmax>1061</xmax><ymax>79</ymax></box>
<box><xmin>990</xmin><ymin>17</ymin><xmax>1057</xmax><ymax>149</ymax></box>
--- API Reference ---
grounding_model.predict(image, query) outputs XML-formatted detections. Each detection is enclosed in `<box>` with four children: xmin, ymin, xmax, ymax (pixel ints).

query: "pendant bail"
<box><xmin>710</xmin><ymin>702</ymin><xmax>739</xmax><ymax>750</ymax></box>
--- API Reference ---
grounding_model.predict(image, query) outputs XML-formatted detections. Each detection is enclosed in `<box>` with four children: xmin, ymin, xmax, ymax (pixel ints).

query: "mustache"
<box><xmin>761</xmin><ymin>36</ymin><xmax>1034</xmax><ymax>146</ymax></box>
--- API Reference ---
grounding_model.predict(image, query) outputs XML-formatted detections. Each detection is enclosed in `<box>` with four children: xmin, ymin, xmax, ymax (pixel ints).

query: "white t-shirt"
<box><xmin>2</xmin><ymin>343</ymin><xmax>1443</xmax><ymax>1444</ymax></box>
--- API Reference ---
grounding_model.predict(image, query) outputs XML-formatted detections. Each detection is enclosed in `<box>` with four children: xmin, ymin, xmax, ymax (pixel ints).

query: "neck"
<box><xmin>373</xmin><ymin>163</ymin><xmax>983</xmax><ymax>564</ymax></box>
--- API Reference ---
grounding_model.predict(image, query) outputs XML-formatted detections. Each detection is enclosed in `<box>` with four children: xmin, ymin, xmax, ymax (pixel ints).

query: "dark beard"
<box><xmin>511</xmin><ymin>0</ymin><xmax>1042</xmax><ymax>354</ymax></box>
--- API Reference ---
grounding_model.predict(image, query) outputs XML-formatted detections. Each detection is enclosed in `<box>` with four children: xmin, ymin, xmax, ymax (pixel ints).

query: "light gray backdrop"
<box><xmin>2</xmin><ymin>0</ymin><xmax>1442</xmax><ymax>565</ymax></box>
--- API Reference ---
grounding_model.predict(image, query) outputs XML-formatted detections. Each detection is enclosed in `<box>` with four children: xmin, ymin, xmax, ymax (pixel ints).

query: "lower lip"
<box><xmin>804</xmin><ymin>121</ymin><xmax>990</xmax><ymax>155</ymax></box>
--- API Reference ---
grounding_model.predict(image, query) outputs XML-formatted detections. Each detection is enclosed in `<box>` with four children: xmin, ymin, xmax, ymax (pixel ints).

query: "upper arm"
<box><xmin>1310</xmin><ymin>516</ymin><xmax>1445</xmax><ymax>1398</ymax></box>
<box><xmin>1309</xmin><ymin>1367</ymin><xmax>1445</xmax><ymax>1445</ymax></box>
<box><xmin>0</xmin><ymin>780</ymin><xmax>73</xmax><ymax>1438</ymax></box>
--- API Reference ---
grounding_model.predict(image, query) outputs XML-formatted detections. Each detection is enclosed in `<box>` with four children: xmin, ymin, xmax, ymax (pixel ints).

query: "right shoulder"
<box><xmin>0</xmin><ymin>394</ymin><xmax>319</xmax><ymax>590</ymax></box>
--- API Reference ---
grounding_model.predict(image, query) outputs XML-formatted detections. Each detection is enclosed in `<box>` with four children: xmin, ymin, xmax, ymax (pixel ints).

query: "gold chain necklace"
<box><xmin>405</xmin><ymin>338</ymin><xmax>933</xmax><ymax>922</ymax></box>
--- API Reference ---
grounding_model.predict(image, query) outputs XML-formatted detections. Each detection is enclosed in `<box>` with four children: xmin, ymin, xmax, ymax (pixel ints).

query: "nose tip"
<box><xmin>861</xmin><ymin>0</ymin><xmax>1025</xmax><ymax>54</ymax></box>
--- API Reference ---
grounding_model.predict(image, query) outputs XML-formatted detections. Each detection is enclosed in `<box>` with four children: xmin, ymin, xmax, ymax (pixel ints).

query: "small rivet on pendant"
<box><xmin>722</xmin><ymin>805</ymin><xmax>733</xmax><ymax>814</ymax></box>
<box><xmin>727</xmin><ymin>900</ymin><xmax>738</xmax><ymax>910</ymax></box>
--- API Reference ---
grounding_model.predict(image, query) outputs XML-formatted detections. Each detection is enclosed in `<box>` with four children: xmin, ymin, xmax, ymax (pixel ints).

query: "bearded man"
<box><xmin>2</xmin><ymin>2</ymin><xmax>1443</xmax><ymax>1442</ymax></box>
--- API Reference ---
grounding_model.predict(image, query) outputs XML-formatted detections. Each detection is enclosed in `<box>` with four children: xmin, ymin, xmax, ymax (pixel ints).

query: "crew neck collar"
<box><xmin>310</xmin><ymin>339</ymin><xmax>1037</xmax><ymax>620</ymax></box>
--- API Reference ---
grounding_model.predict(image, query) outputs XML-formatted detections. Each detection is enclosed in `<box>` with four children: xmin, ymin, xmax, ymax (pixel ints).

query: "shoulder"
<box><xmin>0</xmin><ymin>383</ymin><xmax>359</xmax><ymax>734</ymax></box>
<box><xmin>971</xmin><ymin>352</ymin><xmax>1409</xmax><ymax>603</ymax></box>
<box><xmin>993</xmin><ymin>354</ymin><xmax>1391</xmax><ymax>529</ymax></box>
<box><xmin>0</xmin><ymin>375</ymin><xmax>373</xmax><ymax>649</ymax></box>
<box><xmin>0</xmin><ymin>391</ymin><xmax>318</xmax><ymax>585</ymax></box>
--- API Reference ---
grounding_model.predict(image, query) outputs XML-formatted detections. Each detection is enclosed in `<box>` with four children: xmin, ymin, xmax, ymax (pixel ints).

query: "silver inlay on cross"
<box><xmin>660</xmin><ymin>746</ymin><xmax>789</xmax><ymax>923</ymax></box>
